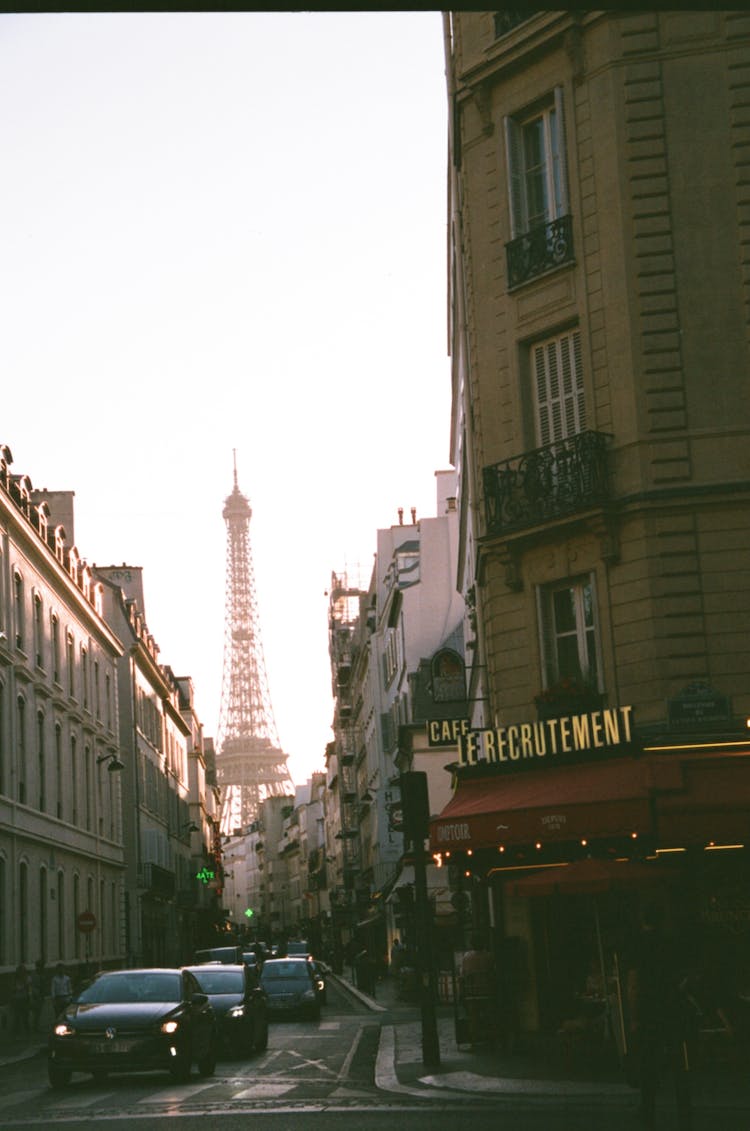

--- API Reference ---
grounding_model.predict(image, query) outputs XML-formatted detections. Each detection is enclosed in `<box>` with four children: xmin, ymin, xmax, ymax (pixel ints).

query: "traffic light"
<box><xmin>399</xmin><ymin>771</ymin><xmax>429</xmax><ymax>845</ymax></box>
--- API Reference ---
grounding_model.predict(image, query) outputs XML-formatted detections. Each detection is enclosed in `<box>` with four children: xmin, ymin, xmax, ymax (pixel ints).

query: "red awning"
<box><xmin>430</xmin><ymin>757</ymin><xmax>651</xmax><ymax>852</ymax></box>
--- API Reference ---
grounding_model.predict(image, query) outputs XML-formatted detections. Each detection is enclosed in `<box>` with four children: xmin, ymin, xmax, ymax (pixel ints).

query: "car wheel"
<box><xmin>168</xmin><ymin>1046</ymin><xmax>193</xmax><ymax>1083</ymax></box>
<box><xmin>197</xmin><ymin>1045</ymin><xmax>216</xmax><ymax>1078</ymax></box>
<box><xmin>254</xmin><ymin>1017</ymin><xmax>269</xmax><ymax>1052</ymax></box>
<box><xmin>48</xmin><ymin>1062</ymin><xmax>72</xmax><ymax>1089</ymax></box>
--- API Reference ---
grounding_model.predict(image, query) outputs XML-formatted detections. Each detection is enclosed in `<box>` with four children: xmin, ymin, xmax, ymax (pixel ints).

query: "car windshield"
<box><xmin>77</xmin><ymin>972</ymin><xmax>182</xmax><ymax>1004</ymax></box>
<box><xmin>191</xmin><ymin>969</ymin><xmax>244</xmax><ymax>994</ymax></box>
<box><xmin>261</xmin><ymin>962</ymin><xmax>310</xmax><ymax>982</ymax></box>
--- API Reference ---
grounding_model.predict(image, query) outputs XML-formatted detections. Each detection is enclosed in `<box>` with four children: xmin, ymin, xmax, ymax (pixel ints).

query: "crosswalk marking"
<box><xmin>232</xmin><ymin>1082</ymin><xmax>296</xmax><ymax>1098</ymax></box>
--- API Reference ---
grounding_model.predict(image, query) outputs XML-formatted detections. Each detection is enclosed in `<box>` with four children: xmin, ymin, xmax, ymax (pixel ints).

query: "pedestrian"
<box><xmin>29</xmin><ymin>958</ymin><xmax>48</xmax><ymax>1031</ymax></box>
<box><xmin>626</xmin><ymin>903</ymin><xmax>693</xmax><ymax>1131</ymax></box>
<box><xmin>10</xmin><ymin>964</ymin><xmax>31</xmax><ymax>1035</ymax></box>
<box><xmin>51</xmin><ymin>962</ymin><xmax>73</xmax><ymax>1018</ymax></box>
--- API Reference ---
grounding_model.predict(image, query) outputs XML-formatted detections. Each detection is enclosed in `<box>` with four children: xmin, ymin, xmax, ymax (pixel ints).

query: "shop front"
<box><xmin>429</xmin><ymin>706</ymin><xmax>750</xmax><ymax>1062</ymax></box>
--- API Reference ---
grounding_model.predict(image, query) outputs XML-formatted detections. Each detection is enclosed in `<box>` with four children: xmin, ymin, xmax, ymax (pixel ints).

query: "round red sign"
<box><xmin>77</xmin><ymin>910</ymin><xmax>97</xmax><ymax>933</ymax></box>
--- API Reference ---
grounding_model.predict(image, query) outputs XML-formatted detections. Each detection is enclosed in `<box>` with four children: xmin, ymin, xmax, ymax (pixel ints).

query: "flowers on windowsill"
<box><xmin>534</xmin><ymin>677</ymin><xmax>603</xmax><ymax>718</ymax></box>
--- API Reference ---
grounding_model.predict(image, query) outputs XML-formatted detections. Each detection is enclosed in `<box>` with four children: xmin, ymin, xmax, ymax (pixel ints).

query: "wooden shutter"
<box><xmin>533</xmin><ymin>329</ymin><xmax>585</xmax><ymax>446</ymax></box>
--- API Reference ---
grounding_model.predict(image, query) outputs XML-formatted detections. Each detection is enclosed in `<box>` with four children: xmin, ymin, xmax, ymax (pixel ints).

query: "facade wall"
<box><xmin>0</xmin><ymin>454</ymin><xmax>126</xmax><ymax>996</ymax></box>
<box><xmin>448</xmin><ymin>9</ymin><xmax>750</xmax><ymax>729</ymax></box>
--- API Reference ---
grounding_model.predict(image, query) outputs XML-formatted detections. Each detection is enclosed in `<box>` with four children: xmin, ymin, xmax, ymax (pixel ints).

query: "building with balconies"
<box><xmin>0</xmin><ymin>447</ymin><xmax>126</xmax><ymax>1007</ymax></box>
<box><xmin>438</xmin><ymin>8</ymin><xmax>750</xmax><ymax>1042</ymax></box>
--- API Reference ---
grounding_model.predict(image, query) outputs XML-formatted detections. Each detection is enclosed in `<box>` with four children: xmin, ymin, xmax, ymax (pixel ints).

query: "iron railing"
<box><xmin>506</xmin><ymin>214</ymin><xmax>574</xmax><ymax>289</ymax></box>
<box><xmin>483</xmin><ymin>430</ymin><xmax>612</xmax><ymax>537</ymax></box>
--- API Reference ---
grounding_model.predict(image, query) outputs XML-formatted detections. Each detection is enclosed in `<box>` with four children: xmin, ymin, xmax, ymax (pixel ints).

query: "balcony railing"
<box><xmin>483</xmin><ymin>430</ymin><xmax>612</xmax><ymax>537</ymax></box>
<box><xmin>506</xmin><ymin>214</ymin><xmax>574</xmax><ymax>289</ymax></box>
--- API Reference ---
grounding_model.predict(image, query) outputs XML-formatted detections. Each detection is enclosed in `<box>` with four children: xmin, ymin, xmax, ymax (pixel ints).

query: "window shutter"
<box><xmin>552</xmin><ymin>86</ymin><xmax>569</xmax><ymax>217</ymax></box>
<box><xmin>504</xmin><ymin>114</ymin><xmax>525</xmax><ymax>237</ymax></box>
<box><xmin>533</xmin><ymin>329</ymin><xmax>584</xmax><ymax>445</ymax></box>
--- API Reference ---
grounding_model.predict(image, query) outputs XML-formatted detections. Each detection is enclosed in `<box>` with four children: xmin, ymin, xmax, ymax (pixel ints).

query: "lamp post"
<box><xmin>400</xmin><ymin>770</ymin><xmax>440</xmax><ymax>1069</ymax></box>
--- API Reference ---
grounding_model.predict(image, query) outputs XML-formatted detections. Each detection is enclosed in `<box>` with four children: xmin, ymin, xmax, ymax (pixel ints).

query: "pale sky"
<box><xmin>0</xmin><ymin>11</ymin><xmax>452</xmax><ymax>785</ymax></box>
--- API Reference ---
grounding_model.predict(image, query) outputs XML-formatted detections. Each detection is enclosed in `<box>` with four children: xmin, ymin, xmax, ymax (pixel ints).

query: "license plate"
<box><xmin>92</xmin><ymin>1039</ymin><xmax>134</xmax><ymax>1054</ymax></box>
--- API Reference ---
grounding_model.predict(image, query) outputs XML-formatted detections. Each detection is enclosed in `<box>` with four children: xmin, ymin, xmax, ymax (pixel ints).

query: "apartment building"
<box><xmin>437</xmin><ymin>9</ymin><xmax>750</xmax><ymax>1042</ymax></box>
<box><xmin>0</xmin><ymin>449</ymin><xmax>125</xmax><ymax>1005</ymax></box>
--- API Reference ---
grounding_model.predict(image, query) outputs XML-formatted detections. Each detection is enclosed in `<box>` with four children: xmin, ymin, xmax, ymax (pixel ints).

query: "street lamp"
<box><xmin>97</xmin><ymin>754</ymin><xmax>124</xmax><ymax>773</ymax></box>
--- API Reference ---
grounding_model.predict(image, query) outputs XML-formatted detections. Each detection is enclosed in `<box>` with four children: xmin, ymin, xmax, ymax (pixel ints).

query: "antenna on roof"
<box><xmin>233</xmin><ymin>449</ymin><xmax>238</xmax><ymax>489</ymax></box>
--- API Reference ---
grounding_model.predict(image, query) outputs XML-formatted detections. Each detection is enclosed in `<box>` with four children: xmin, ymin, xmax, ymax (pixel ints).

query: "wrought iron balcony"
<box><xmin>482</xmin><ymin>430</ymin><xmax>612</xmax><ymax>538</ymax></box>
<box><xmin>506</xmin><ymin>214</ymin><xmax>574</xmax><ymax>290</ymax></box>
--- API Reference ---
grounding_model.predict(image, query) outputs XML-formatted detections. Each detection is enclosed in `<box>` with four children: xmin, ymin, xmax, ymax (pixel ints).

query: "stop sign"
<box><xmin>77</xmin><ymin>910</ymin><xmax>97</xmax><ymax>933</ymax></box>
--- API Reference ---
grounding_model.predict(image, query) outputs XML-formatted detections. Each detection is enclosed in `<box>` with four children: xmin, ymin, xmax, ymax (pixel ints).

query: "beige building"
<box><xmin>446</xmin><ymin>8</ymin><xmax>749</xmax><ymax>730</ymax></box>
<box><xmin>0</xmin><ymin>449</ymin><xmax>125</xmax><ymax>1008</ymax></box>
<box><xmin>439</xmin><ymin>9</ymin><xmax>750</xmax><ymax>1042</ymax></box>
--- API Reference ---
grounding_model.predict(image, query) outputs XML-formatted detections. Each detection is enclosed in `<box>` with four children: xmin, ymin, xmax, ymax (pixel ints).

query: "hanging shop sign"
<box><xmin>427</xmin><ymin>717</ymin><xmax>471</xmax><ymax>747</ymax></box>
<box><xmin>456</xmin><ymin>704</ymin><xmax>635</xmax><ymax>772</ymax></box>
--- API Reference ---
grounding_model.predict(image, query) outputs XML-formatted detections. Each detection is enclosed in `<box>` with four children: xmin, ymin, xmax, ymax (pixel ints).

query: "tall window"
<box><xmin>39</xmin><ymin>867</ymin><xmax>48</xmax><ymax>963</ymax></box>
<box><xmin>57</xmin><ymin>871</ymin><xmax>65</xmax><ymax>960</ymax></box>
<box><xmin>33</xmin><ymin>593</ymin><xmax>44</xmax><ymax>668</ymax></box>
<box><xmin>537</xmin><ymin>575</ymin><xmax>601</xmax><ymax>690</ymax></box>
<box><xmin>13</xmin><ymin>571</ymin><xmax>24</xmax><ymax>651</ymax></box>
<box><xmin>55</xmin><ymin>724</ymin><xmax>62</xmax><ymax>818</ymax></box>
<box><xmin>19</xmin><ymin>861</ymin><xmax>29</xmax><ymax>962</ymax></box>
<box><xmin>81</xmin><ymin>646</ymin><xmax>89</xmax><ymax>710</ymax></box>
<box><xmin>37</xmin><ymin>710</ymin><xmax>46</xmax><ymax>811</ymax></box>
<box><xmin>66</xmin><ymin>632</ymin><xmax>75</xmax><ymax>698</ymax></box>
<box><xmin>70</xmin><ymin>736</ymin><xmax>78</xmax><ymax>825</ymax></box>
<box><xmin>84</xmin><ymin>744</ymin><xmax>92</xmax><ymax>830</ymax></box>
<box><xmin>17</xmin><ymin>695</ymin><xmax>26</xmax><ymax>804</ymax></box>
<box><xmin>51</xmin><ymin>614</ymin><xmax>61</xmax><ymax>683</ymax></box>
<box><xmin>505</xmin><ymin>88</ymin><xmax>568</xmax><ymax>237</ymax></box>
<box><xmin>73</xmin><ymin>874</ymin><xmax>80</xmax><ymax>959</ymax></box>
<box><xmin>533</xmin><ymin>329</ymin><xmax>585</xmax><ymax>447</ymax></box>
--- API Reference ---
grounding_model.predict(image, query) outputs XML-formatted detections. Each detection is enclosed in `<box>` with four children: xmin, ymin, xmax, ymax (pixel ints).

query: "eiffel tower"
<box><xmin>217</xmin><ymin>455</ymin><xmax>294</xmax><ymax>834</ymax></box>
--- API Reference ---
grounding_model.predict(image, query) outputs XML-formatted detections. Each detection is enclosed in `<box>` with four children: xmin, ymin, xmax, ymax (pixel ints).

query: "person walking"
<box><xmin>51</xmin><ymin>962</ymin><xmax>73</xmax><ymax>1018</ymax></box>
<box><xmin>29</xmin><ymin>959</ymin><xmax>48</xmax><ymax>1031</ymax></box>
<box><xmin>626</xmin><ymin>904</ymin><xmax>693</xmax><ymax>1131</ymax></box>
<box><xmin>10</xmin><ymin>964</ymin><xmax>31</xmax><ymax>1035</ymax></box>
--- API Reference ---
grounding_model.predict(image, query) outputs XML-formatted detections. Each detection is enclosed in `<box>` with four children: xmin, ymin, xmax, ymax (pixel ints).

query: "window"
<box><xmin>19</xmin><ymin>860</ymin><xmax>29</xmax><ymax>962</ymax></box>
<box><xmin>13</xmin><ymin>571</ymin><xmax>24</xmax><ymax>650</ymax></box>
<box><xmin>51</xmin><ymin>615</ymin><xmax>61</xmax><ymax>683</ymax></box>
<box><xmin>17</xmin><ymin>695</ymin><xmax>26</xmax><ymax>804</ymax></box>
<box><xmin>537</xmin><ymin>575</ymin><xmax>601</xmax><ymax>690</ymax></box>
<box><xmin>37</xmin><ymin>710</ymin><xmax>46</xmax><ymax>812</ymax></box>
<box><xmin>533</xmin><ymin>328</ymin><xmax>585</xmax><ymax>446</ymax></box>
<box><xmin>55</xmin><ymin>724</ymin><xmax>62</xmax><ymax>818</ymax></box>
<box><xmin>71</xmin><ymin>736</ymin><xmax>78</xmax><ymax>825</ymax></box>
<box><xmin>33</xmin><ymin>593</ymin><xmax>44</xmax><ymax>668</ymax></box>
<box><xmin>66</xmin><ymin>632</ymin><xmax>75</xmax><ymax>698</ymax></box>
<box><xmin>505</xmin><ymin>89</ymin><xmax>567</xmax><ymax>237</ymax></box>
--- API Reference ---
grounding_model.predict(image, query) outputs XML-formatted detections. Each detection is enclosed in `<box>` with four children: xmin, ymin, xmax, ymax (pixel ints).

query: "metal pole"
<box><xmin>413</xmin><ymin>834</ymin><xmax>441</xmax><ymax>1069</ymax></box>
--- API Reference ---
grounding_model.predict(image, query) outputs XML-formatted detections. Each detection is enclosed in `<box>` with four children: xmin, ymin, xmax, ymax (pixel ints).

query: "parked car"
<box><xmin>284</xmin><ymin>939</ymin><xmax>311</xmax><ymax>958</ymax></box>
<box><xmin>47</xmin><ymin>968</ymin><xmax>217</xmax><ymax>1088</ymax></box>
<box><xmin>259</xmin><ymin>958</ymin><xmax>321</xmax><ymax>1021</ymax></box>
<box><xmin>183</xmin><ymin>964</ymin><xmax>269</xmax><ymax>1057</ymax></box>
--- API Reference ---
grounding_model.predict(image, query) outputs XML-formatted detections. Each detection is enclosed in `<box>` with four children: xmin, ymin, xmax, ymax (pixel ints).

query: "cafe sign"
<box><xmin>457</xmin><ymin>704</ymin><xmax>635</xmax><ymax>771</ymax></box>
<box><xmin>427</xmin><ymin>718</ymin><xmax>471</xmax><ymax>747</ymax></box>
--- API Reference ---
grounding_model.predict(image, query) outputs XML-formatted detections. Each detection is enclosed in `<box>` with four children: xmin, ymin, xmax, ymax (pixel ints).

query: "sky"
<box><xmin>0</xmin><ymin>11</ymin><xmax>452</xmax><ymax>786</ymax></box>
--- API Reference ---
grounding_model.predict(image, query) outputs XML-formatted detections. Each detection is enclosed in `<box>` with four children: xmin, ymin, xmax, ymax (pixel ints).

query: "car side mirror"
<box><xmin>191</xmin><ymin>992</ymin><xmax>209</xmax><ymax>1006</ymax></box>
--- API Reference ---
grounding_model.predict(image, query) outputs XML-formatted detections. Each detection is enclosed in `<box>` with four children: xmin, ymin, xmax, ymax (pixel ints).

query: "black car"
<box><xmin>47</xmin><ymin>968</ymin><xmax>217</xmax><ymax>1088</ymax></box>
<box><xmin>183</xmin><ymin>964</ymin><xmax>269</xmax><ymax>1057</ymax></box>
<box><xmin>259</xmin><ymin>958</ymin><xmax>321</xmax><ymax>1021</ymax></box>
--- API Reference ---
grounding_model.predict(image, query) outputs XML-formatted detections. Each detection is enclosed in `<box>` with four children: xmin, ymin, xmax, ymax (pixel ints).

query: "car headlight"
<box><xmin>161</xmin><ymin>1019</ymin><xmax>180</xmax><ymax>1035</ymax></box>
<box><xmin>228</xmin><ymin>1005</ymin><xmax>245</xmax><ymax>1018</ymax></box>
<box><xmin>54</xmin><ymin>1022</ymin><xmax>75</xmax><ymax>1037</ymax></box>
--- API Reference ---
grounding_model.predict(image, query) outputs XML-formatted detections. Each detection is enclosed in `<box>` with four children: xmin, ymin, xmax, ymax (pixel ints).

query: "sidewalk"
<box><xmin>336</xmin><ymin>971</ymin><xmax>750</xmax><ymax>1111</ymax></box>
